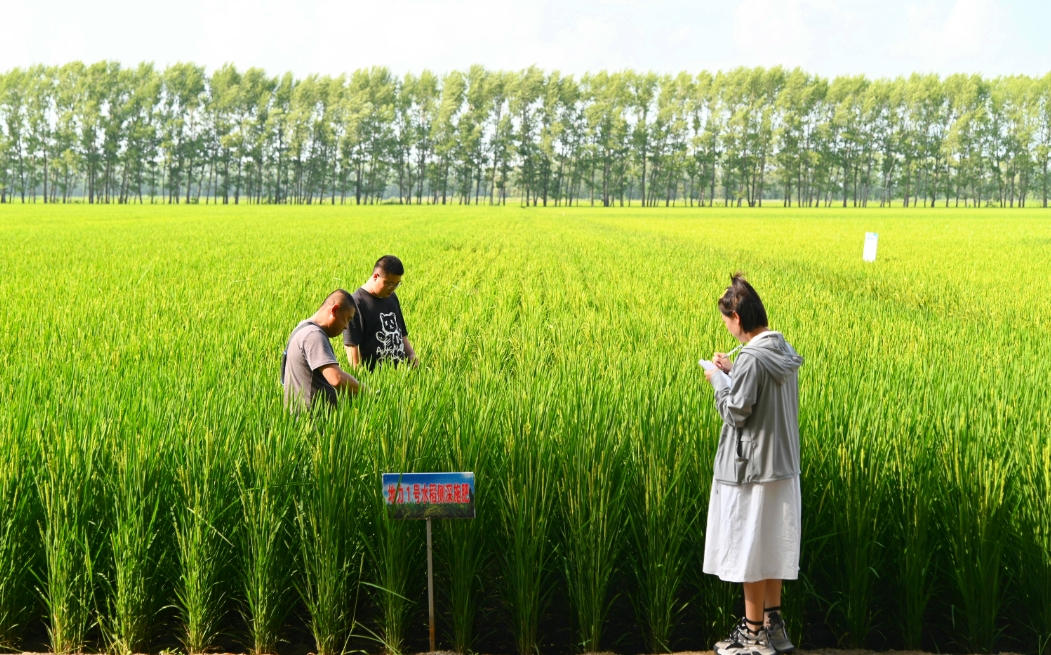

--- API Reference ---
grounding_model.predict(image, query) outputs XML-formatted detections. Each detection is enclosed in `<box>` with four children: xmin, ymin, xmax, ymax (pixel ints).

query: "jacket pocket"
<box><xmin>713</xmin><ymin>429</ymin><xmax>740</xmax><ymax>484</ymax></box>
<box><xmin>735</xmin><ymin>438</ymin><xmax>755</xmax><ymax>484</ymax></box>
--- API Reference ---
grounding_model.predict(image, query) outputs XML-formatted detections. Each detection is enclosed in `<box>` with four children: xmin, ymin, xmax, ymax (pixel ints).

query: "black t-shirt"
<box><xmin>343</xmin><ymin>287</ymin><xmax>410</xmax><ymax>370</ymax></box>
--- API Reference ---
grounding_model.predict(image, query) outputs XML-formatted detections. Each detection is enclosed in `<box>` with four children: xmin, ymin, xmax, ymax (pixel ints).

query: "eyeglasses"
<box><xmin>380</xmin><ymin>278</ymin><xmax>402</xmax><ymax>290</ymax></box>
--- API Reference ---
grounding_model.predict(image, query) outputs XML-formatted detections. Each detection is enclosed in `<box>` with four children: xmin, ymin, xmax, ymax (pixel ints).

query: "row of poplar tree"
<box><xmin>2</xmin><ymin>62</ymin><xmax>1051</xmax><ymax>207</ymax></box>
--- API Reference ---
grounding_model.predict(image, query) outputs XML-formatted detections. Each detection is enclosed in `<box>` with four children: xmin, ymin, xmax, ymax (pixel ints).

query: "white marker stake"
<box><xmin>863</xmin><ymin>232</ymin><xmax>879</xmax><ymax>262</ymax></box>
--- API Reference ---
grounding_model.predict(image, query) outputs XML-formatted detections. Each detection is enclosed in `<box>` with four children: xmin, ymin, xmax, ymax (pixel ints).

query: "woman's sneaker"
<box><xmin>714</xmin><ymin>618</ymin><xmax>775</xmax><ymax>655</ymax></box>
<box><xmin>765</xmin><ymin>610</ymin><xmax>795</xmax><ymax>653</ymax></box>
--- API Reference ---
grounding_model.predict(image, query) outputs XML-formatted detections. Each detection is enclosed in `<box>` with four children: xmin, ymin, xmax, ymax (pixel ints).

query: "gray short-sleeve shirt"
<box><xmin>283</xmin><ymin>320</ymin><xmax>339</xmax><ymax>409</ymax></box>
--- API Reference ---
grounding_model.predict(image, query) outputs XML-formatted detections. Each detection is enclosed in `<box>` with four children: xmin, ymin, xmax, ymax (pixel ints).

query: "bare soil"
<box><xmin>400</xmin><ymin>650</ymin><xmax>1028</xmax><ymax>655</ymax></box>
<box><xmin>669</xmin><ymin>651</ymin><xmax>1024</xmax><ymax>655</ymax></box>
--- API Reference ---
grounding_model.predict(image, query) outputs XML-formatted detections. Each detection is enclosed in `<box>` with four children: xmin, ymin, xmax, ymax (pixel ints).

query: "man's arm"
<box><xmin>403</xmin><ymin>337</ymin><xmax>419</xmax><ymax>367</ymax></box>
<box><xmin>345</xmin><ymin>345</ymin><xmax>362</xmax><ymax>368</ymax></box>
<box><xmin>320</xmin><ymin>364</ymin><xmax>360</xmax><ymax>395</ymax></box>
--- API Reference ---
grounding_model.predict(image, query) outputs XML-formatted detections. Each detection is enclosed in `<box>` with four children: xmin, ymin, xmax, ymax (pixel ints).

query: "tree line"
<box><xmin>2</xmin><ymin>62</ymin><xmax>1051</xmax><ymax>207</ymax></box>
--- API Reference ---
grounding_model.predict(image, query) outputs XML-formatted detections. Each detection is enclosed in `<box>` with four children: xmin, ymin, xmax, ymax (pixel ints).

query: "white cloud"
<box><xmin>295</xmin><ymin>0</ymin><xmax>707</xmax><ymax>75</ymax></box>
<box><xmin>301</xmin><ymin>0</ymin><xmax>549</xmax><ymax>73</ymax></box>
<box><xmin>0</xmin><ymin>0</ymin><xmax>33</xmax><ymax>69</ymax></box>
<box><xmin>0</xmin><ymin>0</ymin><xmax>1047</xmax><ymax>78</ymax></box>
<box><xmin>893</xmin><ymin>0</ymin><xmax>1002</xmax><ymax>70</ymax></box>
<box><xmin>731</xmin><ymin>0</ymin><xmax>839</xmax><ymax>69</ymax></box>
<box><xmin>197</xmin><ymin>0</ymin><xmax>313</xmax><ymax>73</ymax></box>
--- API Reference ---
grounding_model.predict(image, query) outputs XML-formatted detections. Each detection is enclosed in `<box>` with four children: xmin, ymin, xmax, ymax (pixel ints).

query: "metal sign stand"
<box><xmin>426</xmin><ymin>517</ymin><xmax>435</xmax><ymax>653</ymax></box>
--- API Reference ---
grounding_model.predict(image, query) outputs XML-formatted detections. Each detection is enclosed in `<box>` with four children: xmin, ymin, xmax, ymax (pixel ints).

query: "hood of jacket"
<box><xmin>742</xmin><ymin>331</ymin><xmax>803</xmax><ymax>384</ymax></box>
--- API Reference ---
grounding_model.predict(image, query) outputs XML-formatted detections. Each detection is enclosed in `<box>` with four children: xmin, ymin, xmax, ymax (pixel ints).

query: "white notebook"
<box><xmin>699</xmin><ymin>359</ymin><xmax>732</xmax><ymax>388</ymax></box>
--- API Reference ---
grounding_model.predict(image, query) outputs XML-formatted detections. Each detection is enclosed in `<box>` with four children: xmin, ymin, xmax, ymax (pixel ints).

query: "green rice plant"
<box><xmin>101</xmin><ymin>427</ymin><xmax>167</xmax><ymax>655</ymax></box>
<box><xmin>38</xmin><ymin>421</ymin><xmax>101</xmax><ymax>654</ymax></box>
<box><xmin>627</xmin><ymin>381</ymin><xmax>696</xmax><ymax>652</ymax></box>
<box><xmin>4</xmin><ymin>204</ymin><xmax>1051</xmax><ymax>654</ymax></box>
<box><xmin>174</xmin><ymin>426</ymin><xmax>237</xmax><ymax>654</ymax></box>
<box><xmin>436</xmin><ymin>389</ymin><xmax>500</xmax><ymax>654</ymax></box>
<box><xmin>827</xmin><ymin>417</ymin><xmax>890</xmax><ymax>648</ymax></box>
<box><xmin>0</xmin><ymin>417</ymin><xmax>37</xmax><ymax>649</ymax></box>
<box><xmin>692</xmin><ymin>575</ymin><xmax>742</xmax><ymax>647</ymax></box>
<box><xmin>560</xmin><ymin>376</ymin><xmax>627</xmax><ymax>653</ymax></box>
<box><xmin>362</xmin><ymin>372</ymin><xmax>447</xmax><ymax>655</ymax></box>
<box><xmin>364</xmin><ymin>471</ymin><xmax>415</xmax><ymax>655</ymax></box>
<box><xmin>238</xmin><ymin>421</ymin><xmax>300</xmax><ymax>654</ymax></box>
<box><xmin>788</xmin><ymin>394</ymin><xmax>836</xmax><ymax>650</ymax></box>
<box><xmin>778</xmin><ymin>540</ymin><xmax>818</xmax><ymax>649</ymax></box>
<box><xmin>296</xmin><ymin>410</ymin><xmax>368</xmax><ymax>655</ymax></box>
<box><xmin>498</xmin><ymin>382</ymin><xmax>559</xmax><ymax>655</ymax></box>
<box><xmin>1018</xmin><ymin>431</ymin><xmax>1051</xmax><ymax>655</ymax></box>
<box><xmin>891</xmin><ymin>421</ymin><xmax>937</xmax><ymax>650</ymax></box>
<box><xmin>941</xmin><ymin>425</ymin><xmax>1013</xmax><ymax>653</ymax></box>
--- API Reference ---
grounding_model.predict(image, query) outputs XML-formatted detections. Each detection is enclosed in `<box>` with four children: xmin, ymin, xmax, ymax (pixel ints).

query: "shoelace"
<box><xmin>731</xmin><ymin>619</ymin><xmax>763</xmax><ymax>647</ymax></box>
<box><xmin>726</xmin><ymin>621</ymin><xmax>748</xmax><ymax>647</ymax></box>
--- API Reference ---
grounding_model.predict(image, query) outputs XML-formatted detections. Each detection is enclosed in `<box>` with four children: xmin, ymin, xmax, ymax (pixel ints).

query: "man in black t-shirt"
<box><xmin>344</xmin><ymin>255</ymin><xmax>419</xmax><ymax>370</ymax></box>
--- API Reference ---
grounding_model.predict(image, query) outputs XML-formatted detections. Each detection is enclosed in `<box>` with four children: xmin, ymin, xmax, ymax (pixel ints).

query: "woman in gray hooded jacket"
<box><xmin>702</xmin><ymin>274</ymin><xmax>804</xmax><ymax>655</ymax></box>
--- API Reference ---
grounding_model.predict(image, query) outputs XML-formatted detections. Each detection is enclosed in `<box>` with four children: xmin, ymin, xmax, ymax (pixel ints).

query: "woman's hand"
<box><xmin>704</xmin><ymin>366</ymin><xmax>719</xmax><ymax>383</ymax></box>
<box><xmin>713</xmin><ymin>352</ymin><xmax>732</xmax><ymax>373</ymax></box>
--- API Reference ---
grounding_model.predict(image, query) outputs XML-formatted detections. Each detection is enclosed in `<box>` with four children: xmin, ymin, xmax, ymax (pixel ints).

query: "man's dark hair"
<box><xmin>374</xmin><ymin>255</ymin><xmax>404</xmax><ymax>276</ymax></box>
<box><xmin>320</xmin><ymin>288</ymin><xmax>355</xmax><ymax>314</ymax></box>
<box><xmin>718</xmin><ymin>273</ymin><xmax>768</xmax><ymax>333</ymax></box>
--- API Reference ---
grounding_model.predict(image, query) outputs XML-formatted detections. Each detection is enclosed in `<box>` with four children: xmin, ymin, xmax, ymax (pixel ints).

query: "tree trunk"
<box><xmin>903</xmin><ymin>162</ymin><xmax>911</xmax><ymax>207</ymax></box>
<box><xmin>640</xmin><ymin>148</ymin><xmax>647</xmax><ymax>206</ymax></box>
<box><xmin>1043</xmin><ymin>159</ymin><xmax>1048</xmax><ymax>208</ymax></box>
<box><xmin>590</xmin><ymin>163</ymin><xmax>596</xmax><ymax>207</ymax></box>
<box><xmin>758</xmin><ymin>161</ymin><xmax>765</xmax><ymax>207</ymax></box>
<box><xmin>842</xmin><ymin>163</ymin><xmax>848</xmax><ymax>208</ymax></box>
<box><xmin>852</xmin><ymin>164</ymin><xmax>858</xmax><ymax>207</ymax></box>
<box><xmin>185</xmin><ymin>159</ymin><xmax>193</xmax><ymax>204</ymax></box>
<box><xmin>863</xmin><ymin>158</ymin><xmax>871</xmax><ymax>207</ymax></box>
<box><xmin>1010</xmin><ymin>168</ymin><xmax>1016</xmax><ymax>208</ymax></box>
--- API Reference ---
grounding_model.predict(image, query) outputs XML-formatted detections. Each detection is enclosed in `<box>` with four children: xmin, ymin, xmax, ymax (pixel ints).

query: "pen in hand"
<box><xmin>713</xmin><ymin>343</ymin><xmax>744</xmax><ymax>372</ymax></box>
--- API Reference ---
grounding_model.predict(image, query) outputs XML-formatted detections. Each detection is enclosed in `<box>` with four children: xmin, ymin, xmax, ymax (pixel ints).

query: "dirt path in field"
<box><xmin>670</xmin><ymin>651</ymin><xmax>1024</xmax><ymax>655</ymax></box>
<box><xmin>407</xmin><ymin>650</ymin><xmax>1025</xmax><ymax>655</ymax></box>
<box><xmin>16</xmin><ymin>647</ymin><xmax>1025</xmax><ymax>651</ymax></box>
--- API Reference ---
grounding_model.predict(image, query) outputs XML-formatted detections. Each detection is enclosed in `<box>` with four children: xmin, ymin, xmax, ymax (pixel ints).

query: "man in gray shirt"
<box><xmin>283</xmin><ymin>289</ymin><xmax>361</xmax><ymax>410</ymax></box>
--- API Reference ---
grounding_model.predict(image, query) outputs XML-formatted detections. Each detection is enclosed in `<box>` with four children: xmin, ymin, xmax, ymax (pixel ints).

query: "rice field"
<box><xmin>0</xmin><ymin>204</ymin><xmax>1049</xmax><ymax>655</ymax></box>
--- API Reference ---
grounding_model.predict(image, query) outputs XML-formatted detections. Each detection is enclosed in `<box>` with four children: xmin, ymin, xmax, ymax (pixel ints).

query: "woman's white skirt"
<box><xmin>703</xmin><ymin>476</ymin><xmax>801</xmax><ymax>583</ymax></box>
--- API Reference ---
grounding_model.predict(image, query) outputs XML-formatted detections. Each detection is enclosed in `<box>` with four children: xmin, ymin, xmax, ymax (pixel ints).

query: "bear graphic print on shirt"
<box><xmin>375</xmin><ymin>312</ymin><xmax>406</xmax><ymax>361</ymax></box>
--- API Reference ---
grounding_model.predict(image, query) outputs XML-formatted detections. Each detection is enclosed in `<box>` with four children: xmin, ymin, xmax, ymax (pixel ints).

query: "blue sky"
<box><xmin>2</xmin><ymin>0</ymin><xmax>1049</xmax><ymax>78</ymax></box>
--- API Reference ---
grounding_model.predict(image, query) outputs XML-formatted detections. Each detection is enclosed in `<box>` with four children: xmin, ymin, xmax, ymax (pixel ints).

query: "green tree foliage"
<box><xmin>3</xmin><ymin>63</ymin><xmax>1051</xmax><ymax>206</ymax></box>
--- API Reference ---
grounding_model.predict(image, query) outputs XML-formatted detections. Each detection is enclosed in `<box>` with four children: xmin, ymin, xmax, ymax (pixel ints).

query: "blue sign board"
<box><xmin>382</xmin><ymin>472</ymin><xmax>475</xmax><ymax>520</ymax></box>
